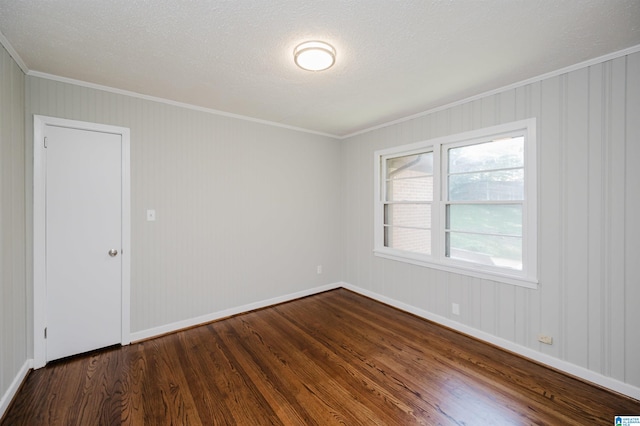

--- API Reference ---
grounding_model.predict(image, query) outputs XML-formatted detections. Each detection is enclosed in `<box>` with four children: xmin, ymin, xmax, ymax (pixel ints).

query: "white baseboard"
<box><xmin>0</xmin><ymin>359</ymin><xmax>32</xmax><ymax>420</ymax></box>
<box><xmin>118</xmin><ymin>281</ymin><xmax>640</xmax><ymax>401</ymax></box>
<box><xmin>6</xmin><ymin>282</ymin><xmax>634</xmax><ymax>421</ymax></box>
<box><xmin>129</xmin><ymin>282</ymin><xmax>343</xmax><ymax>342</ymax></box>
<box><xmin>2</xmin><ymin>283</ymin><xmax>342</xmax><ymax>419</ymax></box>
<box><xmin>342</xmin><ymin>282</ymin><xmax>640</xmax><ymax>401</ymax></box>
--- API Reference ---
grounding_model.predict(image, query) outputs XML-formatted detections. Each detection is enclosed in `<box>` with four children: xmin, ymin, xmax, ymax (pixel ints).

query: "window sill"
<box><xmin>373</xmin><ymin>249</ymin><xmax>538</xmax><ymax>289</ymax></box>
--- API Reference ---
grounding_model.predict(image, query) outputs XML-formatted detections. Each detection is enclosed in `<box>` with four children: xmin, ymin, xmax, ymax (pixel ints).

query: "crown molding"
<box><xmin>27</xmin><ymin>70</ymin><xmax>340</xmax><ymax>139</ymax></box>
<box><xmin>3</xmin><ymin>22</ymin><xmax>338</xmax><ymax>139</ymax></box>
<box><xmin>3</xmin><ymin>24</ymin><xmax>638</xmax><ymax>142</ymax></box>
<box><xmin>341</xmin><ymin>43</ymin><xmax>640</xmax><ymax>140</ymax></box>
<box><xmin>0</xmin><ymin>29</ymin><xmax>29</xmax><ymax>73</ymax></box>
<box><xmin>1</xmin><ymin>26</ymin><xmax>335</xmax><ymax>138</ymax></box>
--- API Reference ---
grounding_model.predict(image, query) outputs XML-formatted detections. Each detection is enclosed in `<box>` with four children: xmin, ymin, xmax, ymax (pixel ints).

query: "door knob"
<box><xmin>108</xmin><ymin>249</ymin><xmax>118</xmax><ymax>257</ymax></box>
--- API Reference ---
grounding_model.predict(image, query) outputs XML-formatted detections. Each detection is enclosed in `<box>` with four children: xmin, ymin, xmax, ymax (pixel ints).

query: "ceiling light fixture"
<box><xmin>294</xmin><ymin>41</ymin><xmax>336</xmax><ymax>71</ymax></box>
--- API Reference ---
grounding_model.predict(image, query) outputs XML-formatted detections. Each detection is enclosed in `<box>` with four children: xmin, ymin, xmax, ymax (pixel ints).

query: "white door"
<box><xmin>45</xmin><ymin>125</ymin><xmax>123</xmax><ymax>361</ymax></box>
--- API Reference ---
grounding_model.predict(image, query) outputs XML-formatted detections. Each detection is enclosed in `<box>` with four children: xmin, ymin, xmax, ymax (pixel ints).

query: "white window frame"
<box><xmin>374</xmin><ymin>119</ymin><xmax>537</xmax><ymax>288</ymax></box>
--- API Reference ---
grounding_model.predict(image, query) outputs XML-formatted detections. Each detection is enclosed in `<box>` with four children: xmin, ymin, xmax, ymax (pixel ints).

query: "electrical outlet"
<box><xmin>317</xmin><ymin>265</ymin><xmax>322</xmax><ymax>274</ymax></box>
<box><xmin>537</xmin><ymin>334</ymin><xmax>553</xmax><ymax>345</ymax></box>
<box><xmin>452</xmin><ymin>303</ymin><xmax>460</xmax><ymax>315</ymax></box>
<box><xmin>146</xmin><ymin>209</ymin><xmax>156</xmax><ymax>221</ymax></box>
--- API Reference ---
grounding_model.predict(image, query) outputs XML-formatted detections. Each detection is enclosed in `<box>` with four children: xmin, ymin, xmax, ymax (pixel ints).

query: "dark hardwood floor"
<box><xmin>3</xmin><ymin>288</ymin><xmax>639</xmax><ymax>425</ymax></box>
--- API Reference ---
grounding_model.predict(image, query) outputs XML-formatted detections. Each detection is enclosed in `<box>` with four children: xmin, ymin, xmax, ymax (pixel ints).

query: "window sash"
<box><xmin>373</xmin><ymin>119</ymin><xmax>537</xmax><ymax>288</ymax></box>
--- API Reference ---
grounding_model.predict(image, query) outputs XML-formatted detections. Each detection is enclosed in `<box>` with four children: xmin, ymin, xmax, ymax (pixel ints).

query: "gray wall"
<box><xmin>25</xmin><ymin>76</ymin><xmax>344</xmax><ymax>335</ymax></box>
<box><xmin>0</xmin><ymin>45</ymin><xmax>26</xmax><ymax>408</ymax></box>
<box><xmin>342</xmin><ymin>51</ymin><xmax>640</xmax><ymax>388</ymax></box>
<box><xmin>2</xmin><ymin>42</ymin><xmax>639</xmax><ymax>406</ymax></box>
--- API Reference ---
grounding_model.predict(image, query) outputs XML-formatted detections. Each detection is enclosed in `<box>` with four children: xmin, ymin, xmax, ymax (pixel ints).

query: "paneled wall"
<box><xmin>342</xmin><ymin>52</ymin><xmax>640</xmax><ymax>389</ymax></box>
<box><xmin>0</xmin><ymin>45</ymin><xmax>26</xmax><ymax>409</ymax></box>
<box><xmin>25</xmin><ymin>76</ymin><xmax>343</xmax><ymax>334</ymax></box>
<box><xmin>4</xmin><ymin>41</ymin><xmax>639</xmax><ymax>405</ymax></box>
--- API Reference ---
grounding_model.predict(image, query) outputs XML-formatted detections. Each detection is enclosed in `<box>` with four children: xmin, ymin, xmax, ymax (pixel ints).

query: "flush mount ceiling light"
<box><xmin>294</xmin><ymin>41</ymin><xmax>336</xmax><ymax>71</ymax></box>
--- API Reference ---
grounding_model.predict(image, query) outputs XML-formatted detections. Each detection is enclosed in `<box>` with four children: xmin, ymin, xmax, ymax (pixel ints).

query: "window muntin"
<box><xmin>382</xmin><ymin>152</ymin><xmax>433</xmax><ymax>255</ymax></box>
<box><xmin>374</xmin><ymin>120</ymin><xmax>537</xmax><ymax>288</ymax></box>
<box><xmin>444</xmin><ymin>136</ymin><xmax>525</xmax><ymax>271</ymax></box>
<box><xmin>448</xmin><ymin>137</ymin><xmax>524</xmax><ymax>173</ymax></box>
<box><xmin>448</xmin><ymin>170</ymin><xmax>524</xmax><ymax>201</ymax></box>
<box><xmin>446</xmin><ymin>204</ymin><xmax>522</xmax><ymax>235</ymax></box>
<box><xmin>385</xmin><ymin>204</ymin><xmax>431</xmax><ymax>229</ymax></box>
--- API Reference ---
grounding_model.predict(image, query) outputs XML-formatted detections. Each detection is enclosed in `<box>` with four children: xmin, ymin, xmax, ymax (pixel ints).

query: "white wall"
<box><xmin>342</xmin><ymin>51</ymin><xmax>640</xmax><ymax>392</ymax></box>
<box><xmin>25</xmin><ymin>76</ymin><xmax>344</xmax><ymax>336</ymax></box>
<box><xmin>0</xmin><ymin>44</ymin><xmax>27</xmax><ymax>413</ymax></box>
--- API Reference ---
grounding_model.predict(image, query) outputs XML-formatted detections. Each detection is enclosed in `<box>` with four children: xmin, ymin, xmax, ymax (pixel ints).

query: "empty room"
<box><xmin>1</xmin><ymin>1</ymin><xmax>640</xmax><ymax>424</ymax></box>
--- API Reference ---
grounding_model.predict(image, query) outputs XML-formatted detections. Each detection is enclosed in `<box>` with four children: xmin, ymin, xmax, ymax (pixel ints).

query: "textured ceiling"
<box><xmin>1</xmin><ymin>0</ymin><xmax>639</xmax><ymax>137</ymax></box>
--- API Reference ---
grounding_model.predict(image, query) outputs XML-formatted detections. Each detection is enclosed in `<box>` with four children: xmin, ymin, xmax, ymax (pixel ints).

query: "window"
<box><xmin>374</xmin><ymin>119</ymin><xmax>537</xmax><ymax>287</ymax></box>
<box><xmin>384</xmin><ymin>151</ymin><xmax>433</xmax><ymax>255</ymax></box>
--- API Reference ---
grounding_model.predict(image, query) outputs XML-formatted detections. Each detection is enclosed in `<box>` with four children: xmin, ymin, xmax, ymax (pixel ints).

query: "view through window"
<box><xmin>374</xmin><ymin>119</ymin><xmax>537</xmax><ymax>287</ymax></box>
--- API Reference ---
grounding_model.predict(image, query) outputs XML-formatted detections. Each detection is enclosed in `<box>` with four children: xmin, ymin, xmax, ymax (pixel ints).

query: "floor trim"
<box><xmin>129</xmin><ymin>282</ymin><xmax>343</xmax><ymax>342</ymax></box>
<box><xmin>342</xmin><ymin>282</ymin><xmax>640</xmax><ymax>401</ymax></box>
<box><xmin>16</xmin><ymin>280</ymin><xmax>636</xmax><ymax>409</ymax></box>
<box><xmin>0</xmin><ymin>359</ymin><xmax>32</xmax><ymax>421</ymax></box>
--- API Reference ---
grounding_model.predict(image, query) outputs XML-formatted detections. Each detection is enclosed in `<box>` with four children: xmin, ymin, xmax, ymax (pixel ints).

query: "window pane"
<box><xmin>448</xmin><ymin>169</ymin><xmax>523</xmax><ymax>201</ymax></box>
<box><xmin>385</xmin><ymin>204</ymin><xmax>431</xmax><ymax>228</ymax></box>
<box><xmin>387</xmin><ymin>152</ymin><xmax>433</xmax><ymax>179</ymax></box>
<box><xmin>446</xmin><ymin>232</ymin><xmax>522</xmax><ymax>270</ymax></box>
<box><xmin>385</xmin><ymin>226</ymin><xmax>431</xmax><ymax>255</ymax></box>
<box><xmin>447</xmin><ymin>204</ymin><xmax>521</xmax><ymax>236</ymax></box>
<box><xmin>449</xmin><ymin>137</ymin><xmax>524</xmax><ymax>174</ymax></box>
<box><xmin>386</xmin><ymin>176</ymin><xmax>433</xmax><ymax>201</ymax></box>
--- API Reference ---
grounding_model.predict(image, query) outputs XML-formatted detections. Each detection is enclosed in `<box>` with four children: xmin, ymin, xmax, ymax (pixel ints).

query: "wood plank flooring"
<box><xmin>3</xmin><ymin>288</ymin><xmax>639</xmax><ymax>425</ymax></box>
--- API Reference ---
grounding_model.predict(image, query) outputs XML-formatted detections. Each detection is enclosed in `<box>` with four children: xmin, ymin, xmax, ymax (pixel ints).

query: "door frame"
<box><xmin>33</xmin><ymin>115</ymin><xmax>131</xmax><ymax>368</ymax></box>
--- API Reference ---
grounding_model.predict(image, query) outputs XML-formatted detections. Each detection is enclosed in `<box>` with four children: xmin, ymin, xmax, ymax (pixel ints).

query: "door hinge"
<box><xmin>44</xmin><ymin>137</ymin><xmax>48</xmax><ymax>148</ymax></box>
<box><xmin>44</xmin><ymin>327</ymin><xmax>47</xmax><ymax>339</ymax></box>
